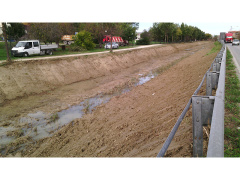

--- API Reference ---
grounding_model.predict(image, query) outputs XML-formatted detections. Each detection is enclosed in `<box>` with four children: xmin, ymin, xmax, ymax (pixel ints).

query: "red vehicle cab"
<box><xmin>225</xmin><ymin>33</ymin><xmax>233</xmax><ymax>43</ymax></box>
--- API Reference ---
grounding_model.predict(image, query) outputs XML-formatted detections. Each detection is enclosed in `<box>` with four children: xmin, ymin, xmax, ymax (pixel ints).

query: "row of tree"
<box><xmin>23</xmin><ymin>23</ymin><xmax>139</xmax><ymax>46</ymax></box>
<box><xmin>148</xmin><ymin>23</ymin><xmax>212</xmax><ymax>43</ymax></box>
<box><xmin>2</xmin><ymin>22</ymin><xmax>212</xmax><ymax>45</ymax></box>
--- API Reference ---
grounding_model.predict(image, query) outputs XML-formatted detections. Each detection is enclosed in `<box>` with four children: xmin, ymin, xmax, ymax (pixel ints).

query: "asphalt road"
<box><xmin>226</xmin><ymin>43</ymin><xmax>240</xmax><ymax>79</ymax></box>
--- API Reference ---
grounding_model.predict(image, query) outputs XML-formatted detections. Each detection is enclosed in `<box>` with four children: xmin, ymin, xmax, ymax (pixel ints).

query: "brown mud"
<box><xmin>0</xmin><ymin>41</ymin><xmax>217</xmax><ymax>157</ymax></box>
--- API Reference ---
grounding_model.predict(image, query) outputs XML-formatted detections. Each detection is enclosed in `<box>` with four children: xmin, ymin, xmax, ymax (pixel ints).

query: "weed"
<box><xmin>6</xmin><ymin>129</ymin><xmax>24</xmax><ymax>138</ymax></box>
<box><xmin>224</xmin><ymin>49</ymin><xmax>240</xmax><ymax>157</ymax></box>
<box><xmin>206</xmin><ymin>41</ymin><xmax>222</xmax><ymax>55</ymax></box>
<box><xmin>84</xmin><ymin>100</ymin><xmax>90</xmax><ymax>113</ymax></box>
<box><xmin>33</xmin><ymin>127</ymin><xmax>37</xmax><ymax>133</ymax></box>
<box><xmin>48</xmin><ymin>113</ymin><xmax>59</xmax><ymax>124</ymax></box>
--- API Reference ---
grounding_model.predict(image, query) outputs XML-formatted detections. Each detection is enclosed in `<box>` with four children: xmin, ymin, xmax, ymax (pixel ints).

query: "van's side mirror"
<box><xmin>25</xmin><ymin>45</ymin><xmax>29</xmax><ymax>49</ymax></box>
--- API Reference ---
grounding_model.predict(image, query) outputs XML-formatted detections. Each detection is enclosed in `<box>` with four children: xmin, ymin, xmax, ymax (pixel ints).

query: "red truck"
<box><xmin>225</xmin><ymin>33</ymin><xmax>233</xmax><ymax>43</ymax></box>
<box><xmin>103</xmin><ymin>35</ymin><xmax>128</xmax><ymax>46</ymax></box>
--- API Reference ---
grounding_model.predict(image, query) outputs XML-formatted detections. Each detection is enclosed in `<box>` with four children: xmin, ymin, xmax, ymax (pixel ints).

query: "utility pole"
<box><xmin>110</xmin><ymin>34</ymin><xmax>112</xmax><ymax>52</ymax></box>
<box><xmin>2</xmin><ymin>22</ymin><xmax>11</xmax><ymax>62</ymax></box>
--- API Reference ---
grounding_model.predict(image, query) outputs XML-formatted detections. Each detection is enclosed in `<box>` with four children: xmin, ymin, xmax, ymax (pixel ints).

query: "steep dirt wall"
<box><xmin>0</xmin><ymin>43</ymin><xmax>196</xmax><ymax>105</ymax></box>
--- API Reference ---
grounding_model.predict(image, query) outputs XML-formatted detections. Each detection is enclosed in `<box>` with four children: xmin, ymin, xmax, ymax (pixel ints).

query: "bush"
<box><xmin>136</xmin><ymin>38</ymin><xmax>150</xmax><ymax>45</ymax></box>
<box><xmin>72</xmin><ymin>30</ymin><xmax>95</xmax><ymax>50</ymax></box>
<box><xmin>136</xmin><ymin>30</ymin><xmax>151</xmax><ymax>45</ymax></box>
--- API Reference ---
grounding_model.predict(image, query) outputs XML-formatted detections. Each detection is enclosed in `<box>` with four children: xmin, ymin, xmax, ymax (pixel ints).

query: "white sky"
<box><xmin>138</xmin><ymin>22</ymin><xmax>240</xmax><ymax>36</ymax></box>
<box><xmin>1</xmin><ymin>0</ymin><xmax>240</xmax><ymax>37</ymax></box>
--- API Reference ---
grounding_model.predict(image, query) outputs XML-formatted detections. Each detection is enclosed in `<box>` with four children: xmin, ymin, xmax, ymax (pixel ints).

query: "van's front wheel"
<box><xmin>23</xmin><ymin>52</ymin><xmax>29</xmax><ymax>57</ymax></box>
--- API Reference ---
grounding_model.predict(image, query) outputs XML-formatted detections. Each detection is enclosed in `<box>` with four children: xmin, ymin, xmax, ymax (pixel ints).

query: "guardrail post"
<box><xmin>212</xmin><ymin>63</ymin><xmax>221</xmax><ymax>72</ymax></box>
<box><xmin>201</xmin><ymin>96</ymin><xmax>215</xmax><ymax>126</ymax></box>
<box><xmin>206</xmin><ymin>72</ymin><xmax>212</xmax><ymax>96</ymax></box>
<box><xmin>206</xmin><ymin>72</ymin><xmax>219</xmax><ymax>96</ymax></box>
<box><xmin>192</xmin><ymin>96</ymin><xmax>203</xmax><ymax>157</ymax></box>
<box><xmin>215</xmin><ymin>57</ymin><xmax>222</xmax><ymax>63</ymax></box>
<box><xmin>192</xmin><ymin>95</ymin><xmax>215</xmax><ymax>157</ymax></box>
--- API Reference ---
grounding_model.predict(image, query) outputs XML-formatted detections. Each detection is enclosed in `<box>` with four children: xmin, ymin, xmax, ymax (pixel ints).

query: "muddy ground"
<box><xmin>0</xmin><ymin>41</ymin><xmax>218</xmax><ymax>157</ymax></box>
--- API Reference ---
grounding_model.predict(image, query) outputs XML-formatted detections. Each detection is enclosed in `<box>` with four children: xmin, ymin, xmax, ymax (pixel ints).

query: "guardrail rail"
<box><xmin>157</xmin><ymin>41</ymin><xmax>226</xmax><ymax>157</ymax></box>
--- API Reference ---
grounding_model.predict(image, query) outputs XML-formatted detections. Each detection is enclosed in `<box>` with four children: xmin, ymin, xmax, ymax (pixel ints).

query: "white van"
<box><xmin>11</xmin><ymin>40</ymin><xmax>58</xmax><ymax>57</ymax></box>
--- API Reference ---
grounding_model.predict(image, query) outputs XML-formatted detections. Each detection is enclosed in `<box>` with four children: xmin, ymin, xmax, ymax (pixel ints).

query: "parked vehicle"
<box><xmin>104</xmin><ymin>42</ymin><xmax>119</xmax><ymax>49</ymax></box>
<box><xmin>61</xmin><ymin>35</ymin><xmax>75</xmax><ymax>45</ymax></box>
<box><xmin>225</xmin><ymin>33</ymin><xmax>233</xmax><ymax>43</ymax></box>
<box><xmin>103</xmin><ymin>35</ymin><xmax>128</xmax><ymax>46</ymax></box>
<box><xmin>219</xmin><ymin>32</ymin><xmax>225</xmax><ymax>41</ymax></box>
<box><xmin>232</xmin><ymin>39</ymin><xmax>240</xmax><ymax>46</ymax></box>
<box><xmin>11</xmin><ymin>40</ymin><xmax>58</xmax><ymax>57</ymax></box>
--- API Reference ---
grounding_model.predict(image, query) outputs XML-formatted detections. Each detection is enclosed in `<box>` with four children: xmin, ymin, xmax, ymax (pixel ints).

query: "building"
<box><xmin>228</xmin><ymin>31</ymin><xmax>240</xmax><ymax>39</ymax></box>
<box><xmin>0</xmin><ymin>23</ymin><xmax>11</xmax><ymax>36</ymax></box>
<box><xmin>136</xmin><ymin>32</ymin><xmax>142</xmax><ymax>41</ymax></box>
<box><xmin>0</xmin><ymin>23</ymin><xmax>3</xmax><ymax>35</ymax></box>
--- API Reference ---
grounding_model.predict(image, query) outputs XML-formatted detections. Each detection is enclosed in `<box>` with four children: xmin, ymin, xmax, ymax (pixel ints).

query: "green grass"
<box><xmin>206</xmin><ymin>41</ymin><xmax>222</xmax><ymax>55</ymax></box>
<box><xmin>0</xmin><ymin>41</ymin><xmax>144</xmax><ymax>61</ymax></box>
<box><xmin>224</xmin><ymin>49</ymin><xmax>240</xmax><ymax>157</ymax></box>
<box><xmin>0</xmin><ymin>41</ymin><xmax>18</xmax><ymax>61</ymax></box>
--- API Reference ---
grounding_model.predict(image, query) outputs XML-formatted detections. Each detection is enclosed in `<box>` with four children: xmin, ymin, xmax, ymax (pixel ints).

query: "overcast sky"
<box><xmin>2</xmin><ymin>0</ymin><xmax>240</xmax><ymax>37</ymax></box>
<box><xmin>138</xmin><ymin>22</ymin><xmax>240</xmax><ymax>36</ymax></box>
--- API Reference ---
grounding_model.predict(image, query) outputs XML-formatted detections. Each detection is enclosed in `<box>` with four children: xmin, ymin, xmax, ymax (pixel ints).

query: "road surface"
<box><xmin>226</xmin><ymin>43</ymin><xmax>240</xmax><ymax>79</ymax></box>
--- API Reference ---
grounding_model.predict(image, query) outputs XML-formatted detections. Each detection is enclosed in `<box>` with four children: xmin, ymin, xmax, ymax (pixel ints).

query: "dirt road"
<box><xmin>0</xmin><ymin>41</ymin><xmax>217</xmax><ymax>157</ymax></box>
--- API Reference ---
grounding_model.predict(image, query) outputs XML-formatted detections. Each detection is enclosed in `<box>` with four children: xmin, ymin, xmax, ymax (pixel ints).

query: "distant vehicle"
<box><xmin>232</xmin><ymin>39</ymin><xmax>240</xmax><ymax>46</ymax></box>
<box><xmin>11</xmin><ymin>40</ymin><xmax>58</xmax><ymax>57</ymax></box>
<box><xmin>219</xmin><ymin>32</ymin><xmax>225</xmax><ymax>41</ymax></box>
<box><xmin>103</xmin><ymin>35</ymin><xmax>128</xmax><ymax>46</ymax></box>
<box><xmin>61</xmin><ymin>35</ymin><xmax>75</xmax><ymax>45</ymax></box>
<box><xmin>225</xmin><ymin>33</ymin><xmax>233</xmax><ymax>43</ymax></box>
<box><xmin>104</xmin><ymin>42</ymin><xmax>119</xmax><ymax>49</ymax></box>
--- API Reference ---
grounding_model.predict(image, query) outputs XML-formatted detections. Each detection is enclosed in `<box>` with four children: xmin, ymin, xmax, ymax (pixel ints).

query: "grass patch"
<box><xmin>224</xmin><ymin>49</ymin><xmax>240</xmax><ymax>157</ymax></box>
<box><xmin>0</xmin><ymin>41</ymin><xmax>144</xmax><ymax>61</ymax></box>
<box><xmin>206</xmin><ymin>41</ymin><xmax>222</xmax><ymax>55</ymax></box>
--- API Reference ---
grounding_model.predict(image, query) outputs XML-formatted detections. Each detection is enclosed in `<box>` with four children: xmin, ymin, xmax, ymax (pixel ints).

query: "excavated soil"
<box><xmin>0</xmin><ymin>41</ymin><xmax>218</xmax><ymax>157</ymax></box>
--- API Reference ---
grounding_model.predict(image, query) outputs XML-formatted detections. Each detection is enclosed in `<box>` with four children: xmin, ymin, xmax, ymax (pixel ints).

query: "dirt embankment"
<box><xmin>0</xmin><ymin>45</ymin><xmax>177</xmax><ymax>105</ymax></box>
<box><xmin>18</xmin><ymin>41</ymin><xmax>216</xmax><ymax>157</ymax></box>
<box><xmin>0</xmin><ymin>41</ymin><xmax>218</xmax><ymax>157</ymax></box>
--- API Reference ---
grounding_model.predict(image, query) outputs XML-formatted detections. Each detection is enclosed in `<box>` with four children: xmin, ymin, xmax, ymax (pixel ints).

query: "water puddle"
<box><xmin>136</xmin><ymin>72</ymin><xmax>155</xmax><ymax>85</ymax></box>
<box><xmin>0</xmin><ymin>70</ymin><xmax>158</xmax><ymax>155</ymax></box>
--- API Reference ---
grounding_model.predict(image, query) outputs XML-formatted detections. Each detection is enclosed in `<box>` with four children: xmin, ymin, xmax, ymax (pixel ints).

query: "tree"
<box><xmin>6</xmin><ymin>23</ymin><xmax>25</xmax><ymax>41</ymax></box>
<box><xmin>175</xmin><ymin>27</ymin><xmax>182</xmax><ymax>42</ymax></box>
<box><xmin>205</xmin><ymin>33</ymin><xmax>212</xmax><ymax>40</ymax></box>
<box><xmin>120</xmin><ymin>23</ymin><xmax>138</xmax><ymax>44</ymax></box>
<box><xmin>149</xmin><ymin>23</ymin><xmax>164</xmax><ymax>42</ymax></box>
<box><xmin>59</xmin><ymin>23</ymin><xmax>77</xmax><ymax>35</ymax></box>
<box><xmin>180</xmin><ymin>23</ymin><xmax>186</xmax><ymax>42</ymax></box>
<box><xmin>169</xmin><ymin>23</ymin><xmax>178</xmax><ymax>42</ymax></box>
<box><xmin>1</xmin><ymin>23</ymin><xmax>11</xmax><ymax>62</ymax></box>
<box><xmin>28</xmin><ymin>23</ymin><xmax>63</xmax><ymax>44</ymax></box>
<box><xmin>136</xmin><ymin>29</ymin><xmax>150</xmax><ymax>45</ymax></box>
<box><xmin>72</xmin><ymin>30</ymin><xmax>95</xmax><ymax>50</ymax></box>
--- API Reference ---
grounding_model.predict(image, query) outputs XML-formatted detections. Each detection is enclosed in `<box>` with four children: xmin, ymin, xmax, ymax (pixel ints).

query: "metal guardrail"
<box><xmin>157</xmin><ymin>41</ymin><xmax>226</xmax><ymax>157</ymax></box>
<box><xmin>207</xmin><ymin>44</ymin><xmax>226</xmax><ymax>157</ymax></box>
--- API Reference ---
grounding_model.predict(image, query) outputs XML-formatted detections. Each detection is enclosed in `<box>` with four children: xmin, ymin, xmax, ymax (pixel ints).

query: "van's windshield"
<box><xmin>15</xmin><ymin>42</ymin><xmax>27</xmax><ymax>47</ymax></box>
